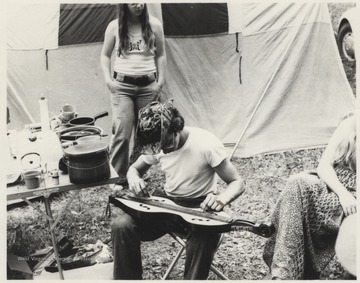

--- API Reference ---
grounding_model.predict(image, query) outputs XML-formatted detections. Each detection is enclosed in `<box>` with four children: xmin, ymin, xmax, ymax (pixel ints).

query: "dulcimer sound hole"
<box><xmin>139</xmin><ymin>204</ymin><xmax>150</xmax><ymax>210</ymax></box>
<box><xmin>191</xmin><ymin>218</ymin><xmax>210</xmax><ymax>222</ymax></box>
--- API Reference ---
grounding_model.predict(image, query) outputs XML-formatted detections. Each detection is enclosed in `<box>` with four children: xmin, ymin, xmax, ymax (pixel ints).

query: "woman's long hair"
<box><xmin>117</xmin><ymin>4</ymin><xmax>156</xmax><ymax>57</ymax></box>
<box><xmin>334</xmin><ymin>113</ymin><xmax>356</xmax><ymax>171</ymax></box>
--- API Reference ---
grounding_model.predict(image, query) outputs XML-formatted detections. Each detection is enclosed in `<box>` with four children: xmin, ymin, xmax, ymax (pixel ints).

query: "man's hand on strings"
<box><xmin>127</xmin><ymin>158</ymin><xmax>153</xmax><ymax>197</ymax></box>
<box><xmin>128</xmin><ymin>177</ymin><xmax>150</xmax><ymax>197</ymax></box>
<box><xmin>200</xmin><ymin>193</ymin><xmax>225</xmax><ymax>212</ymax></box>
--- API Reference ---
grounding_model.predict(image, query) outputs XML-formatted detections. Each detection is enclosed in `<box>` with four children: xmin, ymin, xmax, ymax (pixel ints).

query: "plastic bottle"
<box><xmin>39</xmin><ymin>94</ymin><xmax>51</xmax><ymax>132</ymax></box>
<box><xmin>38</xmin><ymin>94</ymin><xmax>63</xmax><ymax>172</ymax></box>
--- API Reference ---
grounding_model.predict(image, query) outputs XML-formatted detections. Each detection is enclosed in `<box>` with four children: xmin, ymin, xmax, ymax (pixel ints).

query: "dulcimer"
<box><xmin>109</xmin><ymin>195</ymin><xmax>274</xmax><ymax>238</ymax></box>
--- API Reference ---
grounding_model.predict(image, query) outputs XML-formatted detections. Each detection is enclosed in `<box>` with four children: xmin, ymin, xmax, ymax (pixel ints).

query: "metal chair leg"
<box><xmin>210</xmin><ymin>264</ymin><xmax>229</xmax><ymax>280</ymax></box>
<box><xmin>162</xmin><ymin>245</ymin><xmax>185</xmax><ymax>280</ymax></box>
<box><xmin>163</xmin><ymin>232</ymin><xmax>229</xmax><ymax>280</ymax></box>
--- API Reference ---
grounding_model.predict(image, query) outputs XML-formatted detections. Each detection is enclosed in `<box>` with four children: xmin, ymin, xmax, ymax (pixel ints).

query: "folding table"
<box><xmin>7</xmin><ymin>166</ymin><xmax>123</xmax><ymax>280</ymax></box>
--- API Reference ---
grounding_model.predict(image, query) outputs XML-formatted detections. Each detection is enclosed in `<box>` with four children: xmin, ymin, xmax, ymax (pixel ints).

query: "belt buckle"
<box><xmin>135</xmin><ymin>75</ymin><xmax>147</xmax><ymax>85</ymax></box>
<box><xmin>134</xmin><ymin>76</ymin><xmax>142</xmax><ymax>84</ymax></box>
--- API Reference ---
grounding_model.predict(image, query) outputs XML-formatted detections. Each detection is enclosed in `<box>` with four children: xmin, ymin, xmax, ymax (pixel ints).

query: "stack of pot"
<box><xmin>63</xmin><ymin>140</ymin><xmax>110</xmax><ymax>184</ymax></box>
<box><xmin>57</xmin><ymin>109</ymin><xmax>110</xmax><ymax>184</ymax></box>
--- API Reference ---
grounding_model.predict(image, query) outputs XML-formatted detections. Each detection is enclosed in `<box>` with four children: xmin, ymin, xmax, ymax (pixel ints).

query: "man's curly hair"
<box><xmin>136</xmin><ymin>100</ymin><xmax>184</xmax><ymax>153</ymax></box>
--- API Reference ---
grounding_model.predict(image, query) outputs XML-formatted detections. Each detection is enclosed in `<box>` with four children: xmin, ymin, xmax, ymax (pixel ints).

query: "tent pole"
<box><xmin>230</xmin><ymin>4</ymin><xmax>312</xmax><ymax>160</ymax></box>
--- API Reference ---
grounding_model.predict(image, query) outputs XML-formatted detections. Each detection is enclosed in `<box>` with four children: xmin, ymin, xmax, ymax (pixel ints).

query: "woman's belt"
<box><xmin>114</xmin><ymin>72</ymin><xmax>156</xmax><ymax>86</ymax></box>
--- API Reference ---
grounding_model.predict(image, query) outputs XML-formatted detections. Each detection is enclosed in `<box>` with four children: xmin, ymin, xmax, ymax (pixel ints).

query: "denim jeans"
<box><xmin>111</xmin><ymin>213</ymin><xmax>221</xmax><ymax>279</ymax></box>
<box><xmin>109</xmin><ymin>80</ymin><xmax>160</xmax><ymax>178</ymax></box>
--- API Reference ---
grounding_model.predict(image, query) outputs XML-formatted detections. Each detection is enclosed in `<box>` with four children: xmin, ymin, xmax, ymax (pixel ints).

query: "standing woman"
<box><xmin>101</xmin><ymin>3</ymin><xmax>166</xmax><ymax>180</ymax></box>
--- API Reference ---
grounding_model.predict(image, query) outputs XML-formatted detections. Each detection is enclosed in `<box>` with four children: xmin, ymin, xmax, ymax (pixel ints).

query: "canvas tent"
<box><xmin>6</xmin><ymin>2</ymin><xmax>355</xmax><ymax>158</ymax></box>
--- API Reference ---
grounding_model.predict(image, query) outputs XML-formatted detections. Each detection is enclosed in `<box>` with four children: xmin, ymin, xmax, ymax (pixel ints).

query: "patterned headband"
<box><xmin>136</xmin><ymin>99</ymin><xmax>174</xmax><ymax>154</ymax></box>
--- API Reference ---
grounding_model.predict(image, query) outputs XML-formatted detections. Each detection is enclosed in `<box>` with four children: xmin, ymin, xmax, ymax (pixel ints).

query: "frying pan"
<box><xmin>68</xmin><ymin>111</ymin><xmax>108</xmax><ymax>126</ymax></box>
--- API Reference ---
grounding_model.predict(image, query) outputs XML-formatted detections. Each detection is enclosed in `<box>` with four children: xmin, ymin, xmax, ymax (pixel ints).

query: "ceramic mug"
<box><xmin>60</xmin><ymin>104</ymin><xmax>76</xmax><ymax>122</ymax></box>
<box><xmin>23</xmin><ymin>169</ymin><xmax>41</xmax><ymax>189</ymax></box>
<box><xmin>49</xmin><ymin>169</ymin><xmax>59</xmax><ymax>178</ymax></box>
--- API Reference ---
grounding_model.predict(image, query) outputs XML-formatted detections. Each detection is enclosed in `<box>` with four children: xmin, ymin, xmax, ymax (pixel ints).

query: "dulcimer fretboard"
<box><xmin>123</xmin><ymin>194</ymin><xmax>254</xmax><ymax>226</ymax></box>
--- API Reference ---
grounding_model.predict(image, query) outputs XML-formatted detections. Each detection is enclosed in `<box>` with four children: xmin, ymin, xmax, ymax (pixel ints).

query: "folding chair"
<box><xmin>162</xmin><ymin>232</ymin><xmax>229</xmax><ymax>280</ymax></box>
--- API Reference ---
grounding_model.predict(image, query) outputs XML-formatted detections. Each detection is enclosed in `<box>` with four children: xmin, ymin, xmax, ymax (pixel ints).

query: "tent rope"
<box><xmin>239</xmin><ymin>56</ymin><xmax>242</xmax><ymax>84</ymax></box>
<box><xmin>45</xmin><ymin>50</ymin><xmax>49</xmax><ymax>70</ymax></box>
<box><xmin>230</xmin><ymin>5</ymin><xmax>313</xmax><ymax>159</ymax></box>
<box><xmin>236</xmin><ymin>33</ymin><xmax>242</xmax><ymax>84</ymax></box>
<box><xmin>235</xmin><ymin>33</ymin><xmax>240</xmax><ymax>53</ymax></box>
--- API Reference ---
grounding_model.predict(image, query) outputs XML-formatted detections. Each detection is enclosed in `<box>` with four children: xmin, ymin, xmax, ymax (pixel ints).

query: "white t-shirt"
<box><xmin>142</xmin><ymin>127</ymin><xmax>228</xmax><ymax>198</ymax></box>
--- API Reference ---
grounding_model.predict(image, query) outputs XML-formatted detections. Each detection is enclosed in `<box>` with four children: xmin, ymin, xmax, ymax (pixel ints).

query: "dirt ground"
<box><xmin>6</xmin><ymin>148</ymin><xmax>349</xmax><ymax>280</ymax></box>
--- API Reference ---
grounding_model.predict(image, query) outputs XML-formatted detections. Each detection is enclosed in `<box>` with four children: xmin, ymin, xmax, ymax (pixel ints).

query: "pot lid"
<box><xmin>59</xmin><ymin>125</ymin><xmax>103</xmax><ymax>136</ymax></box>
<box><xmin>64</xmin><ymin>141</ymin><xmax>109</xmax><ymax>156</ymax></box>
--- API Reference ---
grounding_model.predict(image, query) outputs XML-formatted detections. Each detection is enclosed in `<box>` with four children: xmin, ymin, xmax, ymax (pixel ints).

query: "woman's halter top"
<box><xmin>113</xmin><ymin>28</ymin><xmax>156</xmax><ymax>76</ymax></box>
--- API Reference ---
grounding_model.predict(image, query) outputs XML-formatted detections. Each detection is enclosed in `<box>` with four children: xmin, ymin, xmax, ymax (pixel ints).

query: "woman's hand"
<box><xmin>128</xmin><ymin>176</ymin><xmax>150</xmax><ymax>197</ymax></box>
<box><xmin>106</xmin><ymin>80</ymin><xmax>121</xmax><ymax>93</ymax></box>
<box><xmin>153</xmin><ymin>81</ymin><xmax>164</xmax><ymax>101</ymax></box>
<box><xmin>200</xmin><ymin>193</ymin><xmax>225</xmax><ymax>212</ymax></box>
<box><xmin>338</xmin><ymin>191</ymin><xmax>357</xmax><ymax>216</ymax></box>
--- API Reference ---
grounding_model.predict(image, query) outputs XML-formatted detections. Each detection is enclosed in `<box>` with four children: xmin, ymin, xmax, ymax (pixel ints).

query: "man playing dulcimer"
<box><xmin>111</xmin><ymin>99</ymin><xmax>245</xmax><ymax>280</ymax></box>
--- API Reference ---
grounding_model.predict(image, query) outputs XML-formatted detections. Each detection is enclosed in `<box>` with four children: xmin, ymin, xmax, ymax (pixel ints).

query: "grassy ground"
<box><xmin>6</xmin><ymin>149</ymin><xmax>346</xmax><ymax>280</ymax></box>
<box><xmin>7</xmin><ymin>3</ymin><xmax>356</xmax><ymax>280</ymax></box>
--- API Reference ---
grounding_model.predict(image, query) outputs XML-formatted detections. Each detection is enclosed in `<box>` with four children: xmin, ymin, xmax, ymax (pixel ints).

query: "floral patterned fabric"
<box><xmin>263</xmin><ymin>165</ymin><xmax>356</xmax><ymax>279</ymax></box>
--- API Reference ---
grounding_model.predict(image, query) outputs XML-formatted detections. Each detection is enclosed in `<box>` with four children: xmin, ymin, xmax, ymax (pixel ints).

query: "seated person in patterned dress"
<box><xmin>263</xmin><ymin>112</ymin><xmax>356</xmax><ymax>280</ymax></box>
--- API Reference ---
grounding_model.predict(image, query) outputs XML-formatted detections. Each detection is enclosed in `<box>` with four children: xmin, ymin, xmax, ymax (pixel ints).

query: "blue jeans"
<box><xmin>109</xmin><ymin>81</ymin><xmax>160</xmax><ymax>178</ymax></box>
<box><xmin>111</xmin><ymin>213</ymin><xmax>221</xmax><ymax>279</ymax></box>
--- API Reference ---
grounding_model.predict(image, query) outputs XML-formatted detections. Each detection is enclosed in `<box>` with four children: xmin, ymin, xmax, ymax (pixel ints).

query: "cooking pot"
<box><xmin>63</xmin><ymin>141</ymin><xmax>110</xmax><ymax>184</ymax></box>
<box><xmin>68</xmin><ymin>111</ymin><xmax>108</xmax><ymax>127</ymax></box>
<box><xmin>59</xmin><ymin>125</ymin><xmax>104</xmax><ymax>142</ymax></box>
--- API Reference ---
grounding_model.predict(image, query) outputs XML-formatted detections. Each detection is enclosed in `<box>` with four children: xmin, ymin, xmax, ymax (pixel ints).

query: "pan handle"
<box><xmin>93</xmin><ymin>111</ymin><xmax>109</xmax><ymax>121</ymax></box>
